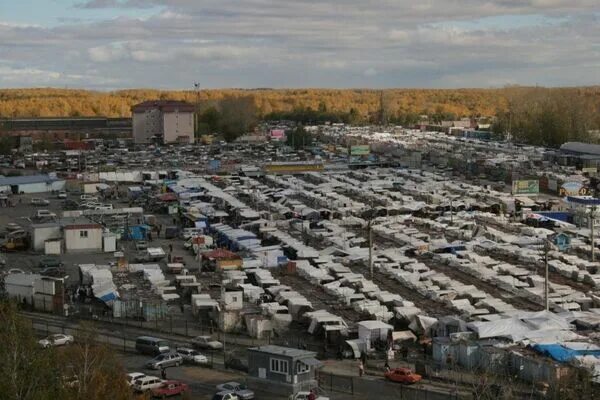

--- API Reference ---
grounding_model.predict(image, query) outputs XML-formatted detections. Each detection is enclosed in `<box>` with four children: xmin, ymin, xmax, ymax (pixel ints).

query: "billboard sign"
<box><xmin>270</xmin><ymin>129</ymin><xmax>285</xmax><ymax>140</ymax></box>
<box><xmin>559</xmin><ymin>181</ymin><xmax>588</xmax><ymax>197</ymax></box>
<box><xmin>512</xmin><ymin>180</ymin><xmax>539</xmax><ymax>195</ymax></box>
<box><xmin>349</xmin><ymin>145</ymin><xmax>370</xmax><ymax>156</ymax></box>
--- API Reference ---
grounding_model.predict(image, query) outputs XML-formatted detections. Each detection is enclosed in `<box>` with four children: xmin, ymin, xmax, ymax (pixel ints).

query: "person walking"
<box><xmin>160</xmin><ymin>367</ymin><xmax>167</xmax><ymax>380</ymax></box>
<box><xmin>358</xmin><ymin>360</ymin><xmax>364</xmax><ymax>377</ymax></box>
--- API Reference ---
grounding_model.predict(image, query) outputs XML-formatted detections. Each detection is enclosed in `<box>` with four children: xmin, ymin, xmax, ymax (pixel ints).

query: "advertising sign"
<box><xmin>349</xmin><ymin>145</ymin><xmax>370</xmax><ymax>156</ymax></box>
<box><xmin>511</xmin><ymin>180</ymin><xmax>539</xmax><ymax>195</ymax></box>
<box><xmin>208</xmin><ymin>159</ymin><xmax>221</xmax><ymax>171</ymax></box>
<box><xmin>270</xmin><ymin>129</ymin><xmax>285</xmax><ymax>140</ymax></box>
<box><xmin>559</xmin><ymin>181</ymin><xmax>589</xmax><ymax>197</ymax></box>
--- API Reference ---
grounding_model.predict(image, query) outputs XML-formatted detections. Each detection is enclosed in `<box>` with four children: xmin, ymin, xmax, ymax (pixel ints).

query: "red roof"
<box><xmin>131</xmin><ymin>100</ymin><xmax>195</xmax><ymax>113</ymax></box>
<box><xmin>156</xmin><ymin>193</ymin><xmax>177</xmax><ymax>202</ymax></box>
<box><xmin>201</xmin><ymin>248</ymin><xmax>241</xmax><ymax>260</ymax></box>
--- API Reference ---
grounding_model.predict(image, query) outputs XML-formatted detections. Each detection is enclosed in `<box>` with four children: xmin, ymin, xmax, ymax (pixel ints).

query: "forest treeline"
<box><xmin>1</xmin><ymin>86</ymin><xmax>599</xmax><ymax>146</ymax></box>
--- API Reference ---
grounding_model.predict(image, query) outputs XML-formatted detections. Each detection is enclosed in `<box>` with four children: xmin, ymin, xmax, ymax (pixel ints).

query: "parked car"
<box><xmin>294</xmin><ymin>392</ymin><xmax>329</xmax><ymax>400</ymax></box>
<box><xmin>191</xmin><ymin>335</ymin><xmax>223</xmax><ymax>350</ymax></box>
<box><xmin>39</xmin><ymin>257</ymin><xmax>63</xmax><ymax>268</ymax></box>
<box><xmin>151</xmin><ymin>380</ymin><xmax>189</xmax><ymax>398</ymax></box>
<box><xmin>57</xmin><ymin>191</ymin><xmax>67</xmax><ymax>199</ymax></box>
<box><xmin>176</xmin><ymin>347</ymin><xmax>209</xmax><ymax>365</ymax></box>
<box><xmin>35</xmin><ymin>209</ymin><xmax>57</xmax><ymax>219</ymax></box>
<box><xmin>212</xmin><ymin>391</ymin><xmax>239</xmax><ymax>400</ymax></box>
<box><xmin>135</xmin><ymin>241</ymin><xmax>148</xmax><ymax>251</ymax></box>
<box><xmin>135</xmin><ymin>336</ymin><xmax>170</xmax><ymax>356</ymax></box>
<box><xmin>145</xmin><ymin>352</ymin><xmax>183</xmax><ymax>370</ymax></box>
<box><xmin>132</xmin><ymin>376</ymin><xmax>164</xmax><ymax>393</ymax></box>
<box><xmin>6</xmin><ymin>223</ymin><xmax>21</xmax><ymax>231</ymax></box>
<box><xmin>40</xmin><ymin>267</ymin><xmax>65</xmax><ymax>277</ymax></box>
<box><xmin>384</xmin><ymin>367</ymin><xmax>422</xmax><ymax>384</ymax></box>
<box><xmin>31</xmin><ymin>198</ymin><xmax>50</xmax><ymax>206</ymax></box>
<box><xmin>126</xmin><ymin>372</ymin><xmax>146</xmax><ymax>387</ymax></box>
<box><xmin>80</xmin><ymin>195</ymin><xmax>98</xmax><ymax>201</ymax></box>
<box><xmin>38</xmin><ymin>334</ymin><xmax>74</xmax><ymax>348</ymax></box>
<box><xmin>224</xmin><ymin>356</ymin><xmax>249</xmax><ymax>373</ymax></box>
<box><xmin>215</xmin><ymin>382</ymin><xmax>254</xmax><ymax>400</ymax></box>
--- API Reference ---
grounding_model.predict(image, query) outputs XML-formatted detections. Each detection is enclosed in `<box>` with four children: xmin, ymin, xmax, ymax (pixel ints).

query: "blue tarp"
<box><xmin>535</xmin><ymin>211</ymin><xmax>572</xmax><ymax>223</ymax></box>
<box><xmin>533</xmin><ymin>344</ymin><xmax>600</xmax><ymax>363</ymax></box>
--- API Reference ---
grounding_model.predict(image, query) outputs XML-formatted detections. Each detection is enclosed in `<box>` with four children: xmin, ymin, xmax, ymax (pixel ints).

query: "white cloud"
<box><xmin>1</xmin><ymin>1</ymin><xmax>599</xmax><ymax>88</ymax></box>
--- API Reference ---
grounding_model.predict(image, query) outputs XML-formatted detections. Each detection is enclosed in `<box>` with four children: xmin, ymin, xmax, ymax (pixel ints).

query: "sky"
<box><xmin>0</xmin><ymin>0</ymin><xmax>599</xmax><ymax>89</ymax></box>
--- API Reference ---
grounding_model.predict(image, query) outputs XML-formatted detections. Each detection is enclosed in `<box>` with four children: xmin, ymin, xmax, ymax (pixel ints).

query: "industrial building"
<box><xmin>0</xmin><ymin>174</ymin><xmax>66</xmax><ymax>194</ymax></box>
<box><xmin>132</xmin><ymin>100</ymin><xmax>195</xmax><ymax>144</ymax></box>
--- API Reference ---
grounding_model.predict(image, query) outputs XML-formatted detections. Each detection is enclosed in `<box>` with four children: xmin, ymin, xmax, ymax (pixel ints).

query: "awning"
<box><xmin>300</xmin><ymin>358</ymin><xmax>322</xmax><ymax>367</ymax></box>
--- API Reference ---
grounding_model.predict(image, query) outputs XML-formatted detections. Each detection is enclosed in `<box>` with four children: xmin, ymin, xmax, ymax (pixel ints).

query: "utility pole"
<box><xmin>591</xmin><ymin>205</ymin><xmax>596</xmax><ymax>262</ymax></box>
<box><xmin>194</xmin><ymin>82</ymin><xmax>201</xmax><ymax>141</ymax></box>
<box><xmin>368</xmin><ymin>220</ymin><xmax>373</xmax><ymax>280</ymax></box>
<box><xmin>544</xmin><ymin>239</ymin><xmax>549</xmax><ymax>312</ymax></box>
<box><xmin>450</xmin><ymin>196</ymin><xmax>453</xmax><ymax>225</ymax></box>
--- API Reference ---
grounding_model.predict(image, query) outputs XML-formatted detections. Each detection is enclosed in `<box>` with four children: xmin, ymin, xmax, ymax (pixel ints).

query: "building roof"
<box><xmin>5</xmin><ymin>273</ymin><xmax>41</xmax><ymax>287</ymax></box>
<box><xmin>201</xmin><ymin>248</ymin><xmax>241</xmax><ymax>260</ymax></box>
<box><xmin>0</xmin><ymin>174</ymin><xmax>61</xmax><ymax>186</ymax></box>
<box><xmin>60</xmin><ymin>217</ymin><xmax>102</xmax><ymax>230</ymax></box>
<box><xmin>131</xmin><ymin>100</ymin><xmax>195</xmax><ymax>113</ymax></box>
<box><xmin>249</xmin><ymin>345</ymin><xmax>317</xmax><ymax>359</ymax></box>
<box><xmin>560</xmin><ymin>142</ymin><xmax>600</xmax><ymax>156</ymax></box>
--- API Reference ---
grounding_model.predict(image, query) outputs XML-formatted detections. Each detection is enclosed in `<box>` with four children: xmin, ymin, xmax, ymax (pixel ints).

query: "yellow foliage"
<box><xmin>0</xmin><ymin>87</ymin><xmax>598</xmax><ymax>119</ymax></box>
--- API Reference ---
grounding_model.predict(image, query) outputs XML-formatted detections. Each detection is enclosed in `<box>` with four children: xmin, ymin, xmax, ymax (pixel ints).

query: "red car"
<box><xmin>384</xmin><ymin>368</ymin><xmax>422</xmax><ymax>384</ymax></box>
<box><xmin>151</xmin><ymin>380</ymin><xmax>189</xmax><ymax>398</ymax></box>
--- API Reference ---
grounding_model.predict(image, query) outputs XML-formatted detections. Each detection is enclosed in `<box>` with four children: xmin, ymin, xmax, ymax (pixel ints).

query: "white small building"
<box><xmin>31</xmin><ymin>223</ymin><xmax>62</xmax><ymax>252</ymax></box>
<box><xmin>63</xmin><ymin>219</ymin><xmax>103</xmax><ymax>252</ymax></box>
<box><xmin>5</xmin><ymin>273</ymin><xmax>40</xmax><ymax>305</ymax></box>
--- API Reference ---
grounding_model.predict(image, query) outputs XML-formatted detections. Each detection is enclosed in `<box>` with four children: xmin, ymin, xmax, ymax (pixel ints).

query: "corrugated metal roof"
<box><xmin>0</xmin><ymin>174</ymin><xmax>60</xmax><ymax>186</ymax></box>
<box><xmin>560</xmin><ymin>142</ymin><xmax>600</xmax><ymax>156</ymax></box>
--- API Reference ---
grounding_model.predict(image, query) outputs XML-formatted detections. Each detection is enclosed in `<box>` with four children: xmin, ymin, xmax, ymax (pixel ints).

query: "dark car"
<box><xmin>40</xmin><ymin>267</ymin><xmax>65</xmax><ymax>277</ymax></box>
<box><xmin>39</xmin><ymin>257</ymin><xmax>63</xmax><ymax>268</ymax></box>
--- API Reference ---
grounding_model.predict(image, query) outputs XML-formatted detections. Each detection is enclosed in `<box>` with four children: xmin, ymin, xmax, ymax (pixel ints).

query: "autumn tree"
<box><xmin>0</xmin><ymin>302</ymin><xmax>132</xmax><ymax>400</ymax></box>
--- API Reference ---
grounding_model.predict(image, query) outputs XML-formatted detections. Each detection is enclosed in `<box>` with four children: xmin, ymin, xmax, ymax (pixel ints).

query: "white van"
<box><xmin>132</xmin><ymin>376</ymin><xmax>163</xmax><ymax>393</ymax></box>
<box><xmin>80</xmin><ymin>194</ymin><xmax>98</xmax><ymax>201</ymax></box>
<box><xmin>36</xmin><ymin>210</ymin><xmax>57</xmax><ymax>219</ymax></box>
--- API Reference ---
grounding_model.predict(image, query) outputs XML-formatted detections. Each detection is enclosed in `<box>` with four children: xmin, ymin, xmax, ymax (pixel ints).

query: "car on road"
<box><xmin>31</xmin><ymin>198</ymin><xmax>50</xmax><ymax>206</ymax></box>
<box><xmin>35</xmin><ymin>209</ymin><xmax>57</xmax><ymax>219</ymax></box>
<box><xmin>126</xmin><ymin>372</ymin><xmax>146</xmax><ymax>387</ymax></box>
<box><xmin>212</xmin><ymin>391</ymin><xmax>239</xmax><ymax>400</ymax></box>
<box><xmin>135</xmin><ymin>240</ymin><xmax>148</xmax><ymax>251</ymax></box>
<box><xmin>176</xmin><ymin>347</ymin><xmax>209</xmax><ymax>365</ymax></box>
<box><xmin>6</xmin><ymin>223</ymin><xmax>21</xmax><ymax>231</ymax></box>
<box><xmin>39</xmin><ymin>257</ymin><xmax>63</xmax><ymax>268</ymax></box>
<box><xmin>135</xmin><ymin>336</ymin><xmax>170</xmax><ymax>355</ymax></box>
<box><xmin>40</xmin><ymin>267</ymin><xmax>65</xmax><ymax>277</ymax></box>
<box><xmin>145</xmin><ymin>352</ymin><xmax>183</xmax><ymax>370</ymax></box>
<box><xmin>80</xmin><ymin>195</ymin><xmax>98</xmax><ymax>201</ymax></box>
<box><xmin>191</xmin><ymin>335</ymin><xmax>223</xmax><ymax>350</ymax></box>
<box><xmin>151</xmin><ymin>380</ymin><xmax>189</xmax><ymax>398</ymax></box>
<box><xmin>215</xmin><ymin>382</ymin><xmax>254</xmax><ymax>400</ymax></box>
<box><xmin>384</xmin><ymin>367</ymin><xmax>422</xmax><ymax>384</ymax></box>
<box><xmin>132</xmin><ymin>376</ymin><xmax>164</xmax><ymax>393</ymax></box>
<box><xmin>294</xmin><ymin>391</ymin><xmax>330</xmax><ymax>400</ymax></box>
<box><xmin>57</xmin><ymin>191</ymin><xmax>67</xmax><ymax>199</ymax></box>
<box><xmin>38</xmin><ymin>334</ymin><xmax>74</xmax><ymax>348</ymax></box>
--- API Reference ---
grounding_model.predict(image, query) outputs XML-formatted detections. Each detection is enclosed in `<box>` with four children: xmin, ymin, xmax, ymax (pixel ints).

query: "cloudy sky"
<box><xmin>1</xmin><ymin>0</ymin><xmax>599</xmax><ymax>89</ymax></box>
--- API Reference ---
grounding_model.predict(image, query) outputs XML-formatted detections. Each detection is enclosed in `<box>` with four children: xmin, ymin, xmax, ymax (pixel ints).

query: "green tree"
<box><xmin>286</xmin><ymin>125</ymin><xmax>312</xmax><ymax>149</ymax></box>
<box><xmin>218</xmin><ymin>96</ymin><xmax>258</xmax><ymax>142</ymax></box>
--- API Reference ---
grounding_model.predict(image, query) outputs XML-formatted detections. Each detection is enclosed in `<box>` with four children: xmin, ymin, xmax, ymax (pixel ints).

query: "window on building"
<box><xmin>296</xmin><ymin>361</ymin><xmax>310</xmax><ymax>374</ymax></box>
<box><xmin>80</xmin><ymin>230</ymin><xmax>88</xmax><ymax>238</ymax></box>
<box><xmin>270</xmin><ymin>358</ymin><xmax>289</xmax><ymax>374</ymax></box>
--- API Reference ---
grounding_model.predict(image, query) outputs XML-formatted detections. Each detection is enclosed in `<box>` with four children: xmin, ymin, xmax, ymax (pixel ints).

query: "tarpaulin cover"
<box><xmin>533</xmin><ymin>343</ymin><xmax>600</xmax><ymax>363</ymax></box>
